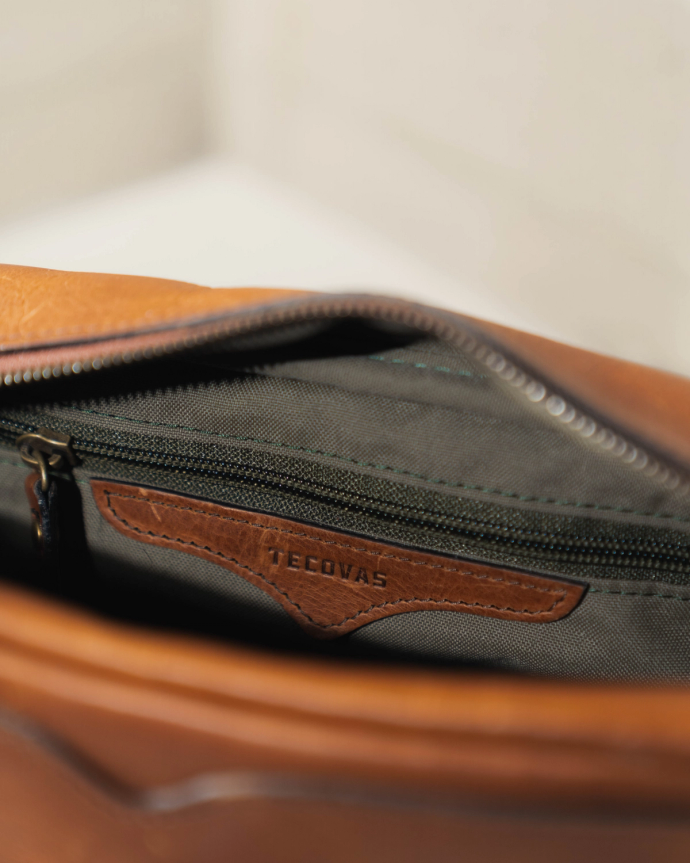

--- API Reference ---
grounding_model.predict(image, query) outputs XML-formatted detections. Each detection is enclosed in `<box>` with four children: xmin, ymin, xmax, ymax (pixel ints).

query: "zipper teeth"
<box><xmin>2</xmin><ymin>418</ymin><xmax>687</xmax><ymax>572</ymax></box>
<box><xmin>58</xmin><ymin>443</ymin><xmax>690</xmax><ymax>570</ymax></box>
<box><xmin>469</xmin><ymin>340</ymin><xmax>690</xmax><ymax>495</ymax></box>
<box><xmin>1</xmin><ymin>298</ymin><xmax>687</xmax><ymax>496</ymax></box>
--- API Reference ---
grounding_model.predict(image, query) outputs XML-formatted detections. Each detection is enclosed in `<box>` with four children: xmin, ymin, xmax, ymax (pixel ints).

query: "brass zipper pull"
<box><xmin>17</xmin><ymin>428</ymin><xmax>76</xmax><ymax>492</ymax></box>
<box><xmin>16</xmin><ymin>428</ymin><xmax>76</xmax><ymax>557</ymax></box>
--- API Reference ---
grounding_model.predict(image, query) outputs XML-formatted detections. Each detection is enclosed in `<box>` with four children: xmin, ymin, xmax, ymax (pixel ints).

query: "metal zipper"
<box><xmin>1</xmin><ymin>296</ymin><xmax>686</xmax><ymax>496</ymax></box>
<box><xmin>14</xmin><ymin>428</ymin><xmax>76</xmax><ymax>557</ymax></box>
<box><xmin>3</xmin><ymin>420</ymin><xmax>688</xmax><ymax>574</ymax></box>
<box><xmin>16</xmin><ymin>428</ymin><xmax>76</xmax><ymax>492</ymax></box>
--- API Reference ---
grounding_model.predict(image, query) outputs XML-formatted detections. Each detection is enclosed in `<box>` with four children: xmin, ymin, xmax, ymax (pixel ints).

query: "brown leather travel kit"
<box><xmin>1</xmin><ymin>263</ymin><xmax>690</xmax><ymax>861</ymax></box>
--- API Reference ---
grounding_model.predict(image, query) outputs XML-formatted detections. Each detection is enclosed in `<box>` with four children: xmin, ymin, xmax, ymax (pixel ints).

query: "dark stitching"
<box><xmin>367</xmin><ymin>354</ymin><xmax>482</xmax><ymax>377</ymax></box>
<box><xmin>63</xmin><ymin>404</ymin><xmax>690</xmax><ymax>524</ymax></box>
<box><xmin>103</xmin><ymin>491</ymin><xmax>559</xmax><ymax>590</ymax></box>
<box><xmin>5</xmin><ymin>457</ymin><xmax>689</xmax><ymax>574</ymax></box>
<box><xmin>4</xmin><ymin>457</ymin><xmax>684</xmax><ymax>604</ymax></box>
<box><xmin>6</xmin><ymin>452</ymin><xmax>678</xmax><ymax>560</ymax></box>
<box><xmin>589</xmin><ymin>588</ymin><xmax>690</xmax><ymax>602</ymax></box>
<box><xmin>102</xmin><ymin>489</ymin><xmax>568</xmax><ymax>627</ymax></box>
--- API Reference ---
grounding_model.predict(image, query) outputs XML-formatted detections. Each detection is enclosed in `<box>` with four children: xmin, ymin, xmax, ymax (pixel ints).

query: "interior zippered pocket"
<box><xmin>2</xmin><ymin>415</ymin><xmax>690</xmax><ymax>578</ymax></box>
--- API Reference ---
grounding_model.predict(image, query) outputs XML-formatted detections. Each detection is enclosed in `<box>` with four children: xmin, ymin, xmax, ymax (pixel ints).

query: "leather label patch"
<box><xmin>91</xmin><ymin>481</ymin><xmax>586</xmax><ymax>639</ymax></box>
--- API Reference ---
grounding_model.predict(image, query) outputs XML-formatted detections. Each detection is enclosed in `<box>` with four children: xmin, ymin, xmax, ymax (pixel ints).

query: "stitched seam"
<box><xmin>0</xmin><ymin>462</ymin><xmax>680</xmax><ymax>603</ymax></box>
<box><xmin>371</xmin><ymin>345</ymin><xmax>487</xmax><ymax>361</ymax></box>
<box><xmin>4</xmin><ymin>450</ymin><xmax>681</xmax><ymax>557</ymax></box>
<box><xmin>4</xmin><ymin>451</ymin><xmax>689</xmax><ymax>564</ymax></box>
<box><xmin>102</xmin><ymin>490</ymin><xmax>567</xmax><ymax>626</ymax></box>
<box><xmin>63</xmin><ymin>405</ymin><xmax>690</xmax><ymax>523</ymax></box>
<box><xmin>589</xmin><ymin>588</ymin><xmax>690</xmax><ymax>602</ymax></box>
<box><xmin>367</xmin><ymin>355</ymin><xmax>483</xmax><ymax>377</ymax></box>
<box><xmin>104</xmin><ymin>491</ymin><xmax>562</xmax><ymax>592</ymax></box>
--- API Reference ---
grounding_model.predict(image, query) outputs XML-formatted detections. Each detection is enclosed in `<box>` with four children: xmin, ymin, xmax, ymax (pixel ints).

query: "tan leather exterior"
<box><xmin>5</xmin><ymin>719</ymin><xmax>690</xmax><ymax>863</ymax></box>
<box><xmin>0</xmin><ymin>263</ymin><xmax>309</xmax><ymax>352</ymax></box>
<box><xmin>91</xmin><ymin>481</ymin><xmax>585</xmax><ymax>637</ymax></box>
<box><xmin>2</xmin><ymin>715</ymin><xmax>690</xmax><ymax>863</ymax></box>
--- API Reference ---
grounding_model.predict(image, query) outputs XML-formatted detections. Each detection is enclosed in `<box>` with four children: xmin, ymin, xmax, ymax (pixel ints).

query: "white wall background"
<box><xmin>1</xmin><ymin>1</ymin><xmax>690</xmax><ymax>372</ymax></box>
<box><xmin>0</xmin><ymin>1</ymin><xmax>208</xmax><ymax>218</ymax></box>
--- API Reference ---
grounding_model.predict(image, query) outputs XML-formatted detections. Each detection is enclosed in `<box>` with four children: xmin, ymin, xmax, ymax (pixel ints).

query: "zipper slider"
<box><xmin>16</xmin><ymin>428</ymin><xmax>76</xmax><ymax>557</ymax></box>
<box><xmin>16</xmin><ymin>428</ymin><xmax>76</xmax><ymax>492</ymax></box>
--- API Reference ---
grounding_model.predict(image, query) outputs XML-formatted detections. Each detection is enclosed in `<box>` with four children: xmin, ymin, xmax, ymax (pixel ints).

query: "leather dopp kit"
<box><xmin>1</xmin><ymin>264</ymin><xmax>690</xmax><ymax>861</ymax></box>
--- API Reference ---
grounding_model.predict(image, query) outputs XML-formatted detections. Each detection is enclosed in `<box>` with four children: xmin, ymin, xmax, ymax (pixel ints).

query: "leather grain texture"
<box><xmin>91</xmin><ymin>481</ymin><xmax>586</xmax><ymax>638</ymax></box>
<box><xmin>0</xmin><ymin>263</ymin><xmax>308</xmax><ymax>352</ymax></box>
